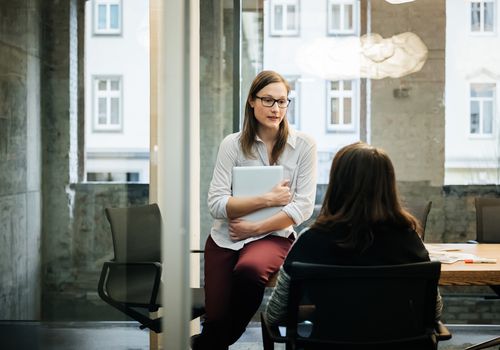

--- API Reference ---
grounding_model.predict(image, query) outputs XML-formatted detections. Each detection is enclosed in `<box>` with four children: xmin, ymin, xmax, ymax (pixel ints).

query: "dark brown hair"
<box><xmin>312</xmin><ymin>142</ymin><xmax>420</xmax><ymax>251</ymax></box>
<box><xmin>241</xmin><ymin>70</ymin><xmax>290</xmax><ymax>165</ymax></box>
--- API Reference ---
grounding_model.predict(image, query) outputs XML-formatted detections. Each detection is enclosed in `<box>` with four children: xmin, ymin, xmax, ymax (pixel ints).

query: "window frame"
<box><xmin>326</xmin><ymin>79</ymin><xmax>358</xmax><ymax>133</ymax></box>
<box><xmin>326</xmin><ymin>0</ymin><xmax>358</xmax><ymax>36</ymax></box>
<box><xmin>469</xmin><ymin>0</ymin><xmax>496</xmax><ymax>35</ymax></box>
<box><xmin>317</xmin><ymin>150</ymin><xmax>336</xmax><ymax>184</ymax></box>
<box><xmin>285</xmin><ymin>75</ymin><xmax>300</xmax><ymax>130</ymax></box>
<box><xmin>468</xmin><ymin>82</ymin><xmax>496</xmax><ymax>138</ymax></box>
<box><xmin>269</xmin><ymin>0</ymin><xmax>300</xmax><ymax>37</ymax></box>
<box><xmin>93</xmin><ymin>0</ymin><xmax>122</xmax><ymax>36</ymax></box>
<box><xmin>92</xmin><ymin>75</ymin><xmax>123</xmax><ymax>132</ymax></box>
<box><xmin>86</xmin><ymin>171</ymin><xmax>141</xmax><ymax>182</ymax></box>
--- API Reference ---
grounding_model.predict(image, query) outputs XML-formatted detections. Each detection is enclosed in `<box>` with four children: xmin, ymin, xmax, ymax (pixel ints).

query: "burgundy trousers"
<box><xmin>198</xmin><ymin>234</ymin><xmax>293</xmax><ymax>349</ymax></box>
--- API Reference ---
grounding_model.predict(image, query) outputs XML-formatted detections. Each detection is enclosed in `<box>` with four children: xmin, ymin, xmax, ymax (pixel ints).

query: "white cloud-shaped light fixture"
<box><xmin>385</xmin><ymin>0</ymin><xmax>416</xmax><ymax>4</ymax></box>
<box><xmin>295</xmin><ymin>32</ymin><xmax>428</xmax><ymax>80</ymax></box>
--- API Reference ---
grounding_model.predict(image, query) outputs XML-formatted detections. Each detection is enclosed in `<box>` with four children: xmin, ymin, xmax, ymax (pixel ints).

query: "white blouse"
<box><xmin>207</xmin><ymin>129</ymin><xmax>317</xmax><ymax>250</ymax></box>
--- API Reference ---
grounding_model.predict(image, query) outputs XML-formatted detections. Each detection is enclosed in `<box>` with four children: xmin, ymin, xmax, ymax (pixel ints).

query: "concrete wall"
<box><xmin>370</xmin><ymin>0</ymin><xmax>446</xmax><ymax>187</ymax></box>
<box><xmin>199</xmin><ymin>1</ymin><xmax>235</xmax><ymax>245</ymax></box>
<box><xmin>40</xmin><ymin>0</ymin><xmax>82</xmax><ymax>320</ymax></box>
<box><xmin>0</xmin><ymin>0</ymin><xmax>42</xmax><ymax>319</ymax></box>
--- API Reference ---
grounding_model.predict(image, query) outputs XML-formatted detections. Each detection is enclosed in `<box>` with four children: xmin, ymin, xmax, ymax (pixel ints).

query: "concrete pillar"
<box><xmin>0</xmin><ymin>0</ymin><xmax>42</xmax><ymax>320</ymax></box>
<box><xmin>40</xmin><ymin>0</ymin><xmax>81</xmax><ymax>319</ymax></box>
<box><xmin>200</xmin><ymin>1</ymin><xmax>235</xmax><ymax>246</ymax></box>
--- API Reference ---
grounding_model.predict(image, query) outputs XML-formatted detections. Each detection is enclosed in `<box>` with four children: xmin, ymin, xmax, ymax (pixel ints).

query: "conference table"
<box><xmin>425</xmin><ymin>243</ymin><xmax>500</xmax><ymax>286</ymax></box>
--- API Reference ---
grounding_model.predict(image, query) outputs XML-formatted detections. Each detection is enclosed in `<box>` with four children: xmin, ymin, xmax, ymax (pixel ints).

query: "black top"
<box><xmin>265</xmin><ymin>223</ymin><xmax>442</xmax><ymax>325</ymax></box>
<box><xmin>283</xmin><ymin>223</ymin><xmax>429</xmax><ymax>273</ymax></box>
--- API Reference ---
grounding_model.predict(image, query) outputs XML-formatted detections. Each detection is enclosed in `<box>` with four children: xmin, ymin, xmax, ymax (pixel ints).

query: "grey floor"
<box><xmin>0</xmin><ymin>321</ymin><xmax>498</xmax><ymax>350</ymax></box>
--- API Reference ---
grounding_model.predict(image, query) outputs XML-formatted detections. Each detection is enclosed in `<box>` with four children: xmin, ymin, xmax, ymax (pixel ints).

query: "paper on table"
<box><xmin>428</xmin><ymin>251</ymin><xmax>476</xmax><ymax>264</ymax></box>
<box><xmin>425</xmin><ymin>245</ymin><xmax>495</xmax><ymax>264</ymax></box>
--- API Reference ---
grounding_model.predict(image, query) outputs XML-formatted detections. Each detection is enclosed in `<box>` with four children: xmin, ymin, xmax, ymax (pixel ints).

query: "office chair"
<box><xmin>405</xmin><ymin>200</ymin><xmax>432</xmax><ymax>240</ymax></box>
<box><xmin>475</xmin><ymin>197</ymin><xmax>500</xmax><ymax>243</ymax></box>
<box><xmin>261</xmin><ymin>261</ymin><xmax>451</xmax><ymax>350</ymax></box>
<box><xmin>474</xmin><ymin>197</ymin><xmax>500</xmax><ymax>297</ymax></box>
<box><xmin>97</xmin><ymin>203</ymin><xmax>205</xmax><ymax>333</ymax></box>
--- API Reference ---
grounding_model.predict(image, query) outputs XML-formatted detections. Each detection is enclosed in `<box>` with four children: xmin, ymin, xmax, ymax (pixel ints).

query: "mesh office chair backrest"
<box><xmin>286</xmin><ymin>261</ymin><xmax>441</xmax><ymax>349</ymax></box>
<box><xmin>105</xmin><ymin>203</ymin><xmax>162</xmax><ymax>262</ymax></box>
<box><xmin>405</xmin><ymin>201</ymin><xmax>432</xmax><ymax>240</ymax></box>
<box><xmin>475</xmin><ymin>197</ymin><xmax>500</xmax><ymax>243</ymax></box>
<box><xmin>104</xmin><ymin>204</ymin><xmax>163</xmax><ymax>306</ymax></box>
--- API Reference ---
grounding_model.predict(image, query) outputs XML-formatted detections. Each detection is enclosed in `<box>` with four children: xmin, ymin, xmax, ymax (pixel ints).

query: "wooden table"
<box><xmin>426</xmin><ymin>243</ymin><xmax>500</xmax><ymax>286</ymax></box>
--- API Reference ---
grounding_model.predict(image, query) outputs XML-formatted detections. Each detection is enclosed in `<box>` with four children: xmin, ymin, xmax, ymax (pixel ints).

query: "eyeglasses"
<box><xmin>255</xmin><ymin>96</ymin><xmax>291</xmax><ymax>108</ymax></box>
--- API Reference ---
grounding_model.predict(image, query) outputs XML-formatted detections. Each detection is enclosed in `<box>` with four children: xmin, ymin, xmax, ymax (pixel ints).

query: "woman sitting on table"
<box><xmin>265</xmin><ymin>141</ymin><xmax>443</xmax><ymax>325</ymax></box>
<box><xmin>192</xmin><ymin>70</ymin><xmax>317</xmax><ymax>350</ymax></box>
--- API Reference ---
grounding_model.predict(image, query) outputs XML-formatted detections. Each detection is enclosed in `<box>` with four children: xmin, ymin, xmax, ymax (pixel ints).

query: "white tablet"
<box><xmin>232</xmin><ymin>165</ymin><xmax>284</xmax><ymax>222</ymax></box>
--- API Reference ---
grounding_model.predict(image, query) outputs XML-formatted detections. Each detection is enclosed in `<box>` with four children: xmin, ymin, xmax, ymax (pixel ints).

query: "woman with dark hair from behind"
<box><xmin>265</xmin><ymin>141</ymin><xmax>442</xmax><ymax>325</ymax></box>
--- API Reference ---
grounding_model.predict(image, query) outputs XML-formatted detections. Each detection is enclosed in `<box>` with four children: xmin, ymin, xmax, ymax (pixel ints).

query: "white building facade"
<box><xmin>445</xmin><ymin>0</ymin><xmax>500</xmax><ymax>184</ymax></box>
<box><xmin>84</xmin><ymin>0</ymin><xmax>150</xmax><ymax>183</ymax></box>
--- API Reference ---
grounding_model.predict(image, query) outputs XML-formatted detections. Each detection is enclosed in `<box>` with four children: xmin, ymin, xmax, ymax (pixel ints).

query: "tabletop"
<box><xmin>426</xmin><ymin>243</ymin><xmax>500</xmax><ymax>286</ymax></box>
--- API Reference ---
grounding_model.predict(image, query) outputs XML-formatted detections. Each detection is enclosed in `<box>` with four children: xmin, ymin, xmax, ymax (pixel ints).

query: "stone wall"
<box><xmin>0</xmin><ymin>0</ymin><xmax>42</xmax><ymax>320</ymax></box>
<box><xmin>398</xmin><ymin>182</ymin><xmax>500</xmax><ymax>243</ymax></box>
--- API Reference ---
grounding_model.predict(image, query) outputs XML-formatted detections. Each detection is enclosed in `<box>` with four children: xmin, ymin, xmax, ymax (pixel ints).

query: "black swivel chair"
<box><xmin>475</xmin><ymin>197</ymin><xmax>500</xmax><ymax>243</ymax></box>
<box><xmin>405</xmin><ymin>200</ymin><xmax>432</xmax><ymax>240</ymax></box>
<box><xmin>474</xmin><ymin>197</ymin><xmax>500</xmax><ymax>297</ymax></box>
<box><xmin>97</xmin><ymin>203</ymin><xmax>205</xmax><ymax>333</ymax></box>
<box><xmin>261</xmin><ymin>261</ymin><xmax>451</xmax><ymax>350</ymax></box>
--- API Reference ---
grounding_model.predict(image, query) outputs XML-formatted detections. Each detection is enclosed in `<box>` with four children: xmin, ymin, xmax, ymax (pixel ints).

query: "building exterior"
<box><xmin>445</xmin><ymin>0</ymin><xmax>500</xmax><ymax>184</ymax></box>
<box><xmin>261</xmin><ymin>0</ymin><xmax>362</xmax><ymax>183</ymax></box>
<box><xmin>84</xmin><ymin>0</ymin><xmax>150</xmax><ymax>183</ymax></box>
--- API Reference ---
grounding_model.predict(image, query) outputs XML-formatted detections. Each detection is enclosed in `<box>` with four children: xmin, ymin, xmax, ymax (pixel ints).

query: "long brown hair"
<box><xmin>312</xmin><ymin>142</ymin><xmax>420</xmax><ymax>251</ymax></box>
<box><xmin>241</xmin><ymin>70</ymin><xmax>290</xmax><ymax>165</ymax></box>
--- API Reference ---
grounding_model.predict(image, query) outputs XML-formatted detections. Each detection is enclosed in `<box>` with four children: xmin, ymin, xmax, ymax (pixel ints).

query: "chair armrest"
<box><xmin>434</xmin><ymin>321</ymin><xmax>452</xmax><ymax>341</ymax></box>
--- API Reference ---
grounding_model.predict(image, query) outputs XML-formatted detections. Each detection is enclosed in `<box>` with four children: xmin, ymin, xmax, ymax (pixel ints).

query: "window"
<box><xmin>327</xmin><ymin>0</ymin><xmax>357</xmax><ymax>35</ymax></box>
<box><xmin>94</xmin><ymin>0</ymin><xmax>122</xmax><ymax>35</ymax></box>
<box><xmin>470</xmin><ymin>83</ymin><xmax>495</xmax><ymax>135</ymax></box>
<box><xmin>327</xmin><ymin>80</ymin><xmax>357</xmax><ymax>132</ymax></box>
<box><xmin>93</xmin><ymin>76</ymin><xmax>122</xmax><ymax>131</ymax></box>
<box><xmin>87</xmin><ymin>171</ymin><xmax>140</xmax><ymax>182</ymax></box>
<box><xmin>286</xmin><ymin>76</ymin><xmax>300</xmax><ymax>129</ymax></box>
<box><xmin>317</xmin><ymin>151</ymin><xmax>335</xmax><ymax>184</ymax></box>
<box><xmin>270</xmin><ymin>0</ymin><xmax>299</xmax><ymax>36</ymax></box>
<box><xmin>470</xmin><ymin>0</ymin><xmax>495</xmax><ymax>33</ymax></box>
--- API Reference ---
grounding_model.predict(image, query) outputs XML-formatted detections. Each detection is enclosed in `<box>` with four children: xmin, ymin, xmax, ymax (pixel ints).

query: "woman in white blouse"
<box><xmin>191</xmin><ymin>71</ymin><xmax>317</xmax><ymax>350</ymax></box>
